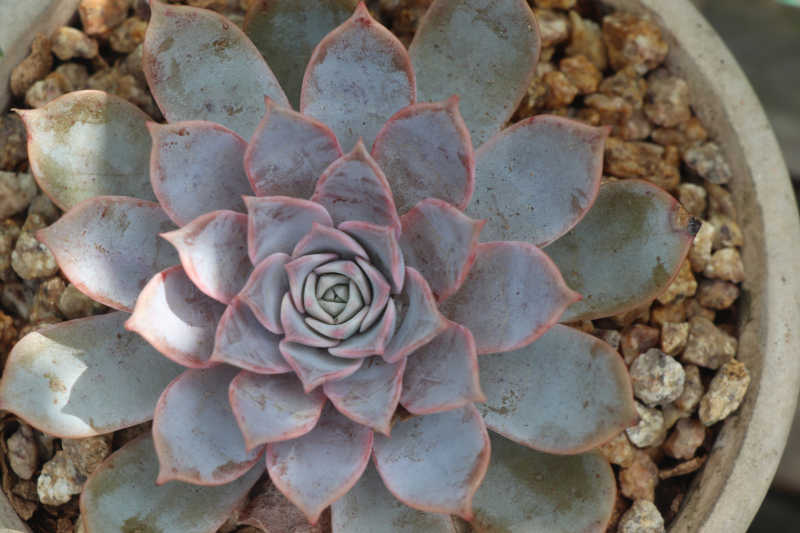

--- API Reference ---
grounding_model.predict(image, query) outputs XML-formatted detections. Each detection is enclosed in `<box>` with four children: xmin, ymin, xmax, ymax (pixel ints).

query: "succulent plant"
<box><xmin>0</xmin><ymin>0</ymin><xmax>700</xmax><ymax>531</ymax></box>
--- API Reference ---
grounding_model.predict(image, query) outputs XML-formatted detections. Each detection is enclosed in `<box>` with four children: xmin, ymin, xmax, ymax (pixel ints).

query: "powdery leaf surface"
<box><xmin>546</xmin><ymin>180</ymin><xmax>699</xmax><ymax>322</ymax></box>
<box><xmin>409</xmin><ymin>0</ymin><xmax>539</xmax><ymax>147</ymax></box>
<box><xmin>81</xmin><ymin>431</ymin><xmax>265</xmax><ymax>533</ymax></box>
<box><xmin>126</xmin><ymin>265</ymin><xmax>227</xmax><ymax>368</ymax></box>
<box><xmin>292</xmin><ymin>224</ymin><xmax>368</xmax><ymax>261</ymax></box>
<box><xmin>339</xmin><ymin>221</ymin><xmax>405</xmax><ymax>294</ymax></box>
<box><xmin>143</xmin><ymin>1</ymin><xmax>288</xmax><ymax>140</ymax></box>
<box><xmin>18</xmin><ymin>91</ymin><xmax>156</xmax><ymax>211</ymax></box>
<box><xmin>478</xmin><ymin>324</ymin><xmax>637</xmax><ymax>454</ymax></box>
<box><xmin>37</xmin><ymin>196</ymin><xmax>178</xmax><ymax>312</ymax></box>
<box><xmin>301</xmin><ymin>3</ymin><xmax>415</xmax><ymax>152</ymax></box>
<box><xmin>279</xmin><ymin>339</ymin><xmax>363</xmax><ymax>392</ymax></box>
<box><xmin>470</xmin><ymin>432</ymin><xmax>615</xmax><ymax>533</ymax></box>
<box><xmin>468</xmin><ymin>115</ymin><xmax>609</xmax><ymax>247</ymax></box>
<box><xmin>0</xmin><ymin>313</ymin><xmax>184</xmax><ymax>438</ymax></box>
<box><xmin>239</xmin><ymin>252</ymin><xmax>292</xmax><ymax>334</ymax></box>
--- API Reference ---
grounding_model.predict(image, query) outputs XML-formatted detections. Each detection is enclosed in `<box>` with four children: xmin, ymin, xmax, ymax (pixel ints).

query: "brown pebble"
<box><xmin>650</xmin><ymin>301</ymin><xmax>686</xmax><ymax>329</ymax></box>
<box><xmin>599</xmin><ymin>432</ymin><xmax>636</xmax><ymax>467</ymax></box>
<box><xmin>621</xmin><ymin>324</ymin><xmax>660</xmax><ymax>366</ymax></box>
<box><xmin>704</xmin><ymin>248</ymin><xmax>745</xmax><ymax>283</ymax></box>
<box><xmin>606</xmin><ymin>491</ymin><xmax>631</xmax><ymax>533</ymax></box>
<box><xmin>531</xmin><ymin>0</ymin><xmax>576</xmax><ymax>8</ymax></box>
<box><xmin>651</xmin><ymin>117</ymin><xmax>709</xmax><ymax>147</ymax></box>
<box><xmin>187</xmin><ymin>0</ymin><xmax>228</xmax><ymax>12</ymax></box>
<box><xmin>51</xmin><ymin>26</ymin><xmax>98</xmax><ymax>60</ymax></box>
<box><xmin>662</xmin><ymin>402</ymin><xmax>691</xmax><ymax>431</ymax></box>
<box><xmin>35</xmin><ymin>277</ymin><xmax>66</xmax><ymax>318</ymax></box>
<box><xmin>618</xmin><ymin>499</ymin><xmax>665</xmax><ymax>533</ymax></box>
<box><xmin>709</xmin><ymin>213</ymin><xmax>744</xmax><ymax>250</ymax></box>
<box><xmin>676</xmin><ymin>183</ymin><xmax>707</xmax><ymax>219</ymax></box>
<box><xmin>661</xmin><ymin>322</ymin><xmax>690</xmax><ymax>356</ymax></box>
<box><xmin>681</xmin><ymin>316</ymin><xmax>737</xmax><ymax>369</ymax></box>
<box><xmin>683</xmin><ymin>298</ymin><xmax>716</xmax><ymax>321</ymax></box>
<box><xmin>542</xmin><ymin>71</ymin><xmax>578</xmax><ymax>109</ymax></box>
<box><xmin>704</xmin><ymin>182</ymin><xmax>737</xmax><ymax>219</ymax></box>
<box><xmin>657</xmin><ymin>259</ymin><xmax>696</xmax><ymax>305</ymax></box>
<box><xmin>18</xmin><ymin>317</ymin><xmax>62</xmax><ymax>340</ymax></box>
<box><xmin>28</xmin><ymin>194</ymin><xmax>61</xmax><ymax>226</ymax></box>
<box><xmin>11</xmin><ymin>214</ymin><xmax>59</xmax><ymax>280</ymax></box>
<box><xmin>515</xmin><ymin>78</ymin><xmax>550</xmax><ymax>119</ymax></box>
<box><xmin>663</xmin><ymin>418</ymin><xmax>705</xmax><ymax>460</ymax></box>
<box><xmin>659</xmin><ymin>455</ymin><xmax>707</xmax><ymax>480</ymax></box>
<box><xmin>59</xmin><ymin>284</ymin><xmax>107</xmax><ymax>319</ymax></box>
<box><xmin>0</xmin><ymin>114</ymin><xmax>28</xmax><ymax>172</ymax></box>
<box><xmin>599</xmin><ymin>66</ymin><xmax>647</xmax><ymax>109</ymax></box>
<box><xmin>592</xmin><ymin>328</ymin><xmax>621</xmax><ymax>351</ymax></box>
<box><xmin>643</xmin><ymin>72</ymin><xmax>692</xmax><ymax>128</ymax></box>
<box><xmin>602</xmin><ymin>13</ymin><xmax>668</xmax><ymax>74</ymax></box>
<box><xmin>559</xmin><ymin>55</ymin><xmax>602</xmax><ymax>95</ymax></box>
<box><xmin>619</xmin><ymin>449</ymin><xmax>660</xmax><ymax>501</ymax></box>
<box><xmin>10</xmin><ymin>33</ymin><xmax>53</xmax><ymax>98</ymax></box>
<box><xmin>79</xmin><ymin>0</ymin><xmax>130</xmax><ymax>38</ymax></box>
<box><xmin>25</xmin><ymin>72</ymin><xmax>72</xmax><ymax>109</ymax></box>
<box><xmin>1</xmin><ymin>282</ymin><xmax>34</xmax><ymax>319</ymax></box>
<box><xmin>674</xmin><ymin>364</ymin><xmax>704</xmax><ymax>413</ymax></box>
<box><xmin>565</xmin><ymin>11</ymin><xmax>608</xmax><ymax>71</ymax></box>
<box><xmin>533</xmin><ymin>9</ymin><xmax>570</xmax><ymax>48</ymax></box>
<box><xmin>56</xmin><ymin>63</ymin><xmax>90</xmax><ymax>91</ymax></box>
<box><xmin>8</xmin><ymin>424</ymin><xmax>39</xmax><ymax>480</ymax></box>
<box><xmin>0</xmin><ymin>172</ymin><xmax>37</xmax><ymax>220</ymax></box>
<box><xmin>695</xmin><ymin>279</ymin><xmax>740</xmax><ymax>310</ymax></box>
<box><xmin>617</xmin><ymin>110</ymin><xmax>653</xmax><ymax>141</ymax></box>
<box><xmin>603</xmin><ymin>137</ymin><xmax>680</xmax><ymax>191</ymax></box>
<box><xmin>109</xmin><ymin>16</ymin><xmax>148</xmax><ymax>53</ymax></box>
<box><xmin>682</xmin><ymin>141</ymin><xmax>732</xmax><ymax>185</ymax></box>
<box><xmin>699</xmin><ymin>359</ymin><xmax>751</xmax><ymax>426</ymax></box>
<box><xmin>62</xmin><ymin>435</ymin><xmax>112</xmax><ymax>478</ymax></box>
<box><xmin>611</xmin><ymin>301</ymin><xmax>652</xmax><ymax>326</ymax></box>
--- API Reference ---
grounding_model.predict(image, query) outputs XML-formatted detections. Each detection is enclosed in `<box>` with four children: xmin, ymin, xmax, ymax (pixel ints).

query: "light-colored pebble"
<box><xmin>0</xmin><ymin>114</ymin><xmax>28</xmax><ymax>171</ymax></box>
<box><xmin>621</xmin><ymin>324</ymin><xmax>660</xmax><ymax>365</ymax></box>
<box><xmin>663</xmin><ymin>418</ymin><xmax>705</xmax><ymax>460</ymax></box>
<box><xmin>618</xmin><ymin>500</ymin><xmax>666</xmax><ymax>533</ymax></box>
<box><xmin>51</xmin><ymin>26</ymin><xmax>98</xmax><ymax>60</ymax></box>
<box><xmin>1</xmin><ymin>282</ymin><xmax>34</xmax><ymax>319</ymax></box>
<box><xmin>559</xmin><ymin>55</ymin><xmax>602</xmax><ymax>94</ymax></box>
<box><xmin>28</xmin><ymin>194</ymin><xmax>61</xmax><ymax>225</ymax></box>
<box><xmin>598</xmin><ymin>432</ymin><xmax>636</xmax><ymax>467</ymax></box>
<box><xmin>56</xmin><ymin>63</ymin><xmax>90</xmax><ymax>91</ymax></box>
<box><xmin>616</xmin><ymin>110</ymin><xmax>653</xmax><ymax>142</ymax></box>
<box><xmin>604</xmin><ymin>138</ymin><xmax>679</xmax><ymax>191</ymax></box>
<box><xmin>704</xmin><ymin>247</ymin><xmax>745</xmax><ymax>283</ymax></box>
<box><xmin>696</xmin><ymin>279</ymin><xmax>740</xmax><ymax>310</ymax></box>
<box><xmin>0</xmin><ymin>172</ymin><xmax>37</xmax><ymax>219</ymax></box>
<box><xmin>643</xmin><ymin>72</ymin><xmax>691</xmax><ymax>128</ymax></box>
<box><xmin>593</xmin><ymin>328</ymin><xmax>621</xmax><ymax>351</ymax></box>
<box><xmin>627</xmin><ymin>401</ymin><xmax>665</xmax><ymax>448</ymax></box>
<box><xmin>619</xmin><ymin>450</ymin><xmax>659</xmax><ymax>502</ymax></box>
<box><xmin>650</xmin><ymin>301</ymin><xmax>686</xmax><ymax>329</ymax></box>
<box><xmin>122</xmin><ymin>43</ymin><xmax>145</xmax><ymax>85</ymax></box>
<box><xmin>657</xmin><ymin>259</ymin><xmax>696</xmax><ymax>305</ymax></box>
<box><xmin>688</xmin><ymin>221</ymin><xmax>715</xmax><ymax>272</ymax></box>
<box><xmin>676</xmin><ymin>183</ymin><xmax>707</xmax><ymax>219</ymax></box>
<box><xmin>531</xmin><ymin>0</ymin><xmax>576</xmax><ymax>7</ymax></box>
<box><xmin>651</xmin><ymin>117</ymin><xmax>709</xmax><ymax>147</ymax></box>
<box><xmin>662</xmin><ymin>402</ymin><xmax>691</xmax><ymax>430</ymax></box>
<box><xmin>36</xmin><ymin>430</ymin><xmax>55</xmax><ymax>462</ymax></box>
<box><xmin>709</xmin><ymin>213</ymin><xmax>744</xmax><ymax>250</ymax></box>
<box><xmin>515</xmin><ymin>78</ymin><xmax>550</xmax><ymax>119</ymax></box>
<box><xmin>542</xmin><ymin>71</ymin><xmax>578</xmax><ymax>109</ymax></box>
<box><xmin>674</xmin><ymin>364</ymin><xmax>704</xmax><ymax>413</ymax></box>
<box><xmin>661</xmin><ymin>321</ymin><xmax>690</xmax><ymax>356</ymax></box>
<box><xmin>532</xmin><ymin>9</ymin><xmax>570</xmax><ymax>48</ymax></box>
<box><xmin>109</xmin><ymin>15</ymin><xmax>147</xmax><ymax>53</ymax></box>
<box><xmin>79</xmin><ymin>0</ymin><xmax>130</xmax><ymax>38</ymax></box>
<box><xmin>681</xmin><ymin>316</ymin><xmax>737</xmax><ymax>369</ymax></box>
<box><xmin>565</xmin><ymin>10</ymin><xmax>607</xmax><ymax>71</ymax></box>
<box><xmin>187</xmin><ymin>0</ymin><xmax>227</xmax><ymax>12</ymax></box>
<box><xmin>584</xmin><ymin>93</ymin><xmax>632</xmax><ymax>126</ymax></box>
<box><xmin>700</xmin><ymin>359</ymin><xmax>751</xmax><ymax>426</ymax></box>
<box><xmin>25</xmin><ymin>71</ymin><xmax>72</xmax><ymax>108</ymax></box>
<box><xmin>31</xmin><ymin>277</ymin><xmax>66</xmax><ymax>321</ymax></box>
<box><xmin>612</xmin><ymin>302</ymin><xmax>652</xmax><ymax>326</ymax></box>
<box><xmin>59</xmin><ymin>283</ymin><xmax>107</xmax><ymax>319</ymax></box>
<box><xmin>602</xmin><ymin>13</ymin><xmax>668</xmax><ymax>74</ymax></box>
<box><xmin>705</xmin><ymin>181</ymin><xmax>737</xmax><ymax>218</ymax></box>
<box><xmin>63</xmin><ymin>435</ymin><xmax>113</xmax><ymax>477</ymax></box>
<box><xmin>11</xmin><ymin>214</ymin><xmax>59</xmax><ymax>280</ymax></box>
<box><xmin>37</xmin><ymin>451</ymin><xmax>84</xmax><ymax>505</ymax></box>
<box><xmin>682</xmin><ymin>141</ymin><xmax>732</xmax><ymax>185</ymax></box>
<box><xmin>631</xmin><ymin>348</ymin><xmax>686</xmax><ymax>406</ymax></box>
<box><xmin>10</xmin><ymin>33</ymin><xmax>52</xmax><ymax>98</ymax></box>
<box><xmin>8</xmin><ymin>424</ymin><xmax>39</xmax><ymax>480</ymax></box>
<box><xmin>18</xmin><ymin>316</ymin><xmax>62</xmax><ymax>340</ymax></box>
<box><xmin>684</xmin><ymin>297</ymin><xmax>716</xmax><ymax>321</ymax></box>
<box><xmin>599</xmin><ymin>66</ymin><xmax>647</xmax><ymax>109</ymax></box>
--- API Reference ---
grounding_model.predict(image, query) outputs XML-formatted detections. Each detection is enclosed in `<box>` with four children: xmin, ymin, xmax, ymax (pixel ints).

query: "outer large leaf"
<box><xmin>161</xmin><ymin>211</ymin><xmax>251</xmax><ymax>305</ymax></box>
<box><xmin>0</xmin><ymin>313</ymin><xmax>184</xmax><ymax>439</ymax></box>
<box><xmin>267</xmin><ymin>403</ymin><xmax>373</xmax><ymax>524</ymax></box>
<box><xmin>300</xmin><ymin>3</ymin><xmax>415</xmax><ymax>152</ymax></box>
<box><xmin>409</xmin><ymin>0</ymin><xmax>540</xmax><ymax>147</ymax></box>
<box><xmin>243</xmin><ymin>0</ymin><xmax>359</xmax><ymax>110</ymax></box>
<box><xmin>470</xmin><ymin>432</ymin><xmax>615</xmax><ymax>533</ymax></box>
<box><xmin>148</xmin><ymin>121</ymin><xmax>252</xmax><ymax>227</ymax></box>
<box><xmin>467</xmin><ymin>116</ymin><xmax>610</xmax><ymax>247</ymax></box>
<box><xmin>81</xmin><ymin>431</ymin><xmax>265</xmax><ymax>533</ymax></box>
<box><xmin>546</xmin><ymin>180</ymin><xmax>700</xmax><ymax>322</ymax></box>
<box><xmin>229</xmin><ymin>371</ymin><xmax>326</xmax><ymax>450</ymax></box>
<box><xmin>439</xmin><ymin>242</ymin><xmax>580</xmax><ymax>355</ymax></box>
<box><xmin>373</xmin><ymin>404</ymin><xmax>490</xmax><ymax>520</ymax></box>
<box><xmin>153</xmin><ymin>365</ymin><xmax>265</xmax><ymax>486</ymax></box>
<box><xmin>399</xmin><ymin>199</ymin><xmax>485</xmax><ymax>303</ymax></box>
<box><xmin>331</xmin><ymin>462</ymin><xmax>457</xmax><ymax>533</ymax></box>
<box><xmin>17</xmin><ymin>91</ymin><xmax>156</xmax><ymax>211</ymax></box>
<box><xmin>245</xmin><ymin>98</ymin><xmax>343</xmax><ymax>199</ymax></box>
<box><xmin>279</xmin><ymin>340</ymin><xmax>362</xmax><ymax>392</ymax></box>
<box><xmin>478</xmin><ymin>325</ymin><xmax>637</xmax><ymax>454</ymax></box>
<box><xmin>126</xmin><ymin>266</ymin><xmax>227</xmax><ymax>368</ymax></box>
<box><xmin>143</xmin><ymin>0</ymin><xmax>289</xmax><ymax>140</ymax></box>
<box><xmin>372</xmin><ymin>97</ymin><xmax>475</xmax><ymax>216</ymax></box>
<box><xmin>36</xmin><ymin>197</ymin><xmax>178</xmax><ymax>312</ymax></box>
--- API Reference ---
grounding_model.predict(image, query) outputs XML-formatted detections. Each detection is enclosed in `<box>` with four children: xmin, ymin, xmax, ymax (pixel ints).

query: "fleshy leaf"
<box><xmin>409</xmin><ymin>0</ymin><xmax>540</xmax><ymax>147</ymax></box>
<box><xmin>81</xmin><ymin>431</ymin><xmax>265</xmax><ymax>533</ymax></box>
<box><xmin>311</xmin><ymin>142</ymin><xmax>401</xmax><ymax>235</ymax></box>
<box><xmin>161</xmin><ymin>211</ymin><xmax>251</xmax><ymax>305</ymax></box>
<box><xmin>267</xmin><ymin>403</ymin><xmax>373</xmax><ymax>524</ymax></box>
<box><xmin>355</xmin><ymin>257</ymin><xmax>391</xmax><ymax>330</ymax></box>
<box><xmin>148</xmin><ymin>121</ymin><xmax>252</xmax><ymax>227</ymax></box>
<box><xmin>470</xmin><ymin>432</ymin><xmax>615</xmax><ymax>533</ymax></box>
<box><xmin>401</xmin><ymin>321</ymin><xmax>484</xmax><ymax>415</ymax></box>
<box><xmin>229</xmin><ymin>371</ymin><xmax>326</xmax><ymax>450</ymax></box>
<box><xmin>0</xmin><ymin>313</ymin><xmax>184</xmax><ymax>438</ymax></box>
<box><xmin>153</xmin><ymin>365</ymin><xmax>265</xmax><ymax>486</ymax></box>
<box><xmin>323</xmin><ymin>357</ymin><xmax>406</xmax><ymax>434</ymax></box>
<box><xmin>243</xmin><ymin>0</ymin><xmax>359</xmax><ymax>110</ymax></box>
<box><xmin>292</xmin><ymin>223</ymin><xmax>368</xmax><ymax>261</ymax></box>
<box><xmin>373</xmin><ymin>404</ymin><xmax>490</xmax><ymax>520</ymax></box>
<box><xmin>36</xmin><ymin>197</ymin><xmax>178</xmax><ymax>312</ymax></box>
<box><xmin>245</xmin><ymin>196</ymin><xmax>333</xmax><ymax>265</ymax></box>
<box><xmin>399</xmin><ymin>199</ymin><xmax>485</xmax><ymax>303</ymax></box>
<box><xmin>339</xmin><ymin>221</ymin><xmax>405</xmax><ymax>294</ymax></box>
<box><xmin>143</xmin><ymin>0</ymin><xmax>289</xmax><ymax>139</ymax></box>
<box><xmin>281</xmin><ymin>293</ymin><xmax>340</xmax><ymax>348</ymax></box>
<box><xmin>328</xmin><ymin>299</ymin><xmax>396</xmax><ymax>358</ymax></box>
<box><xmin>467</xmin><ymin>115</ymin><xmax>609</xmax><ymax>247</ymax></box>
<box><xmin>285</xmin><ymin>253</ymin><xmax>338</xmax><ymax>313</ymax></box>
<box><xmin>314</xmin><ymin>261</ymin><xmax>371</xmax><ymax>305</ymax></box>
<box><xmin>439</xmin><ymin>242</ymin><xmax>580</xmax><ymax>355</ymax></box>
<box><xmin>126</xmin><ymin>266</ymin><xmax>227</xmax><ymax>368</ymax></box>
<box><xmin>383</xmin><ymin>268</ymin><xmax>447</xmax><ymax>364</ymax></box>
<box><xmin>478</xmin><ymin>324</ymin><xmax>637</xmax><ymax>454</ymax></box>
<box><xmin>245</xmin><ymin>98</ymin><xmax>342</xmax><ymax>199</ymax></box>
<box><xmin>209</xmin><ymin>299</ymin><xmax>292</xmax><ymax>374</ymax></box>
<box><xmin>300</xmin><ymin>3</ymin><xmax>415</xmax><ymax>152</ymax></box>
<box><xmin>306</xmin><ymin>305</ymin><xmax>369</xmax><ymax>339</ymax></box>
<box><xmin>332</xmin><ymin>461</ymin><xmax>458</xmax><ymax>533</ymax></box>
<box><xmin>372</xmin><ymin>97</ymin><xmax>475</xmax><ymax>216</ymax></box>
<box><xmin>546</xmin><ymin>180</ymin><xmax>700</xmax><ymax>322</ymax></box>
<box><xmin>239</xmin><ymin>252</ymin><xmax>291</xmax><ymax>334</ymax></box>
<box><xmin>279</xmin><ymin>340</ymin><xmax>363</xmax><ymax>392</ymax></box>
<box><xmin>17</xmin><ymin>91</ymin><xmax>156</xmax><ymax>211</ymax></box>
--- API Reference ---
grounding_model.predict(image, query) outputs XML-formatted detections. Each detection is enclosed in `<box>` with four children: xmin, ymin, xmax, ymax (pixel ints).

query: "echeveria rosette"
<box><xmin>0</xmin><ymin>0</ymin><xmax>702</xmax><ymax>532</ymax></box>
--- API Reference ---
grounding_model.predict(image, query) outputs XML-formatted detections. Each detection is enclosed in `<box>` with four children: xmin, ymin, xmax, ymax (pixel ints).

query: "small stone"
<box><xmin>1</xmin><ymin>282</ymin><xmax>35</xmax><ymax>319</ymax></box>
<box><xmin>515</xmin><ymin>78</ymin><xmax>551</xmax><ymax>119</ymax></box>
<box><xmin>51</xmin><ymin>27</ymin><xmax>99</xmax><ymax>60</ymax></box>
<box><xmin>598</xmin><ymin>432</ymin><xmax>636</xmax><ymax>467</ymax></box>
<box><xmin>602</xmin><ymin>13</ymin><xmax>668</xmax><ymax>74</ymax></box>
<box><xmin>704</xmin><ymin>182</ymin><xmax>737</xmax><ymax>219</ymax></box>
<box><xmin>0</xmin><ymin>309</ymin><xmax>17</xmax><ymax>362</ymax></box>
<box><xmin>34</xmin><ymin>277</ymin><xmax>66</xmax><ymax>318</ymax></box>
<box><xmin>36</xmin><ymin>431</ymin><xmax>56</xmax><ymax>462</ymax></box>
<box><xmin>542</xmin><ymin>71</ymin><xmax>578</xmax><ymax>109</ymax></box>
<box><xmin>656</xmin><ymin>259</ymin><xmax>696</xmax><ymax>305</ymax></box>
<box><xmin>75</xmin><ymin>516</ymin><xmax>85</xmax><ymax>533</ymax></box>
<box><xmin>10</xmin><ymin>33</ymin><xmax>53</xmax><ymax>98</ymax></box>
<box><xmin>643</xmin><ymin>73</ymin><xmax>691</xmax><ymax>128</ymax></box>
<box><xmin>682</xmin><ymin>141</ymin><xmax>732</xmax><ymax>185</ymax></box>
<box><xmin>37</xmin><ymin>451</ymin><xmax>84</xmax><ymax>506</ymax></box>
<box><xmin>619</xmin><ymin>450</ymin><xmax>659</xmax><ymax>502</ymax></box>
<box><xmin>660</xmin><ymin>322</ymin><xmax>690</xmax><ymax>356</ymax></box>
<box><xmin>630</xmin><ymin>349</ymin><xmax>685</xmax><ymax>406</ymax></box>
<box><xmin>12</xmin><ymin>479</ymin><xmax>39</xmax><ymax>501</ymax></box>
<box><xmin>62</xmin><ymin>435</ymin><xmax>113</xmax><ymax>478</ymax></box>
<box><xmin>0</xmin><ymin>172</ymin><xmax>37</xmax><ymax>219</ymax></box>
<box><xmin>531</xmin><ymin>0</ymin><xmax>576</xmax><ymax>7</ymax></box>
<box><xmin>662</xmin><ymin>402</ymin><xmax>691</xmax><ymax>430</ymax></box>
<box><xmin>688</xmin><ymin>221</ymin><xmax>715</xmax><ymax>272</ymax></box>
<box><xmin>25</xmin><ymin>72</ymin><xmax>72</xmax><ymax>109</ymax></box>
<box><xmin>621</xmin><ymin>325</ymin><xmax>660</xmax><ymax>366</ymax></box>
<box><xmin>217</xmin><ymin>518</ymin><xmax>238</xmax><ymax>533</ymax></box>
<box><xmin>599</xmin><ymin>66</ymin><xmax>647</xmax><ymax>109</ymax></box>
<box><xmin>699</xmin><ymin>360</ymin><xmax>750</xmax><ymax>426</ymax></box>
<box><xmin>573</xmin><ymin>107</ymin><xmax>600</xmax><ymax>126</ymax></box>
<box><xmin>650</xmin><ymin>301</ymin><xmax>685</xmax><ymax>329</ymax></box>
<box><xmin>676</xmin><ymin>183</ymin><xmax>707</xmax><ymax>219</ymax></box>
<box><xmin>87</xmin><ymin>68</ymin><xmax>162</xmax><ymax>120</ymax></box>
<box><xmin>109</xmin><ymin>16</ymin><xmax>148</xmax><ymax>53</ymax></box>
<box><xmin>616</xmin><ymin>110</ymin><xmax>653</xmax><ymax>141</ymax></box>
<box><xmin>683</xmin><ymin>297</ymin><xmax>716</xmax><ymax>321</ymax></box>
<box><xmin>56</xmin><ymin>63</ymin><xmax>90</xmax><ymax>91</ymax></box>
<box><xmin>567</xmin><ymin>320</ymin><xmax>595</xmax><ymax>333</ymax></box>
<box><xmin>565</xmin><ymin>11</ymin><xmax>607</xmax><ymax>71</ymax></box>
<box><xmin>8</xmin><ymin>424</ymin><xmax>39</xmax><ymax>480</ymax></box>
<box><xmin>659</xmin><ymin>455</ymin><xmax>707</xmax><ymax>480</ymax></box>
<box><xmin>11</xmin><ymin>214</ymin><xmax>59</xmax><ymax>280</ymax></box>
<box><xmin>618</xmin><ymin>500</ymin><xmax>665</xmax><ymax>533</ymax></box>
<box><xmin>703</xmin><ymin>248</ymin><xmax>745</xmax><ymax>283</ymax></box>
<box><xmin>28</xmin><ymin>194</ymin><xmax>61</xmax><ymax>225</ymax></box>
<box><xmin>709</xmin><ymin>213</ymin><xmax>744</xmax><ymax>250</ymax></box>
<box><xmin>651</xmin><ymin>117</ymin><xmax>709</xmax><ymax>147</ymax></box>
<box><xmin>603</xmin><ymin>137</ymin><xmax>680</xmax><ymax>191</ymax></box>
<box><xmin>681</xmin><ymin>316</ymin><xmax>737</xmax><ymax>369</ymax></box>
<box><xmin>237</xmin><ymin>481</ymin><xmax>329</xmax><ymax>533</ymax></box>
<box><xmin>59</xmin><ymin>284</ymin><xmax>108</xmax><ymax>319</ymax></box>
<box><xmin>673</xmin><ymin>366</ymin><xmax>702</xmax><ymax>414</ymax></box>
<box><xmin>626</xmin><ymin>401</ymin><xmax>664</xmax><ymax>448</ymax></box>
<box><xmin>611</xmin><ymin>301</ymin><xmax>652</xmax><ymax>327</ymax></box>
<box><xmin>592</xmin><ymin>328</ymin><xmax>621</xmax><ymax>351</ymax></box>
<box><xmin>607</xmin><ymin>491</ymin><xmax>631</xmax><ymax>533</ymax></box>
<box><xmin>79</xmin><ymin>0</ymin><xmax>130</xmax><ymax>38</ymax></box>
<box><xmin>695</xmin><ymin>280</ymin><xmax>739</xmax><ymax>311</ymax></box>
<box><xmin>0</xmin><ymin>114</ymin><xmax>28</xmax><ymax>171</ymax></box>
<box><xmin>121</xmin><ymin>44</ymin><xmax>146</xmax><ymax>86</ymax></box>
<box><xmin>663</xmin><ymin>418</ymin><xmax>705</xmax><ymax>460</ymax></box>
<box><xmin>584</xmin><ymin>93</ymin><xmax>633</xmax><ymax>127</ymax></box>
<box><xmin>187</xmin><ymin>0</ymin><xmax>228</xmax><ymax>12</ymax></box>
<box><xmin>532</xmin><ymin>9</ymin><xmax>570</xmax><ymax>49</ymax></box>
<box><xmin>559</xmin><ymin>55</ymin><xmax>602</xmax><ymax>95</ymax></box>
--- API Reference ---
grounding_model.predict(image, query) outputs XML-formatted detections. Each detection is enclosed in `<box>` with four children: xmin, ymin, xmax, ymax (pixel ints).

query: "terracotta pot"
<box><xmin>1</xmin><ymin>0</ymin><xmax>798</xmax><ymax>531</ymax></box>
